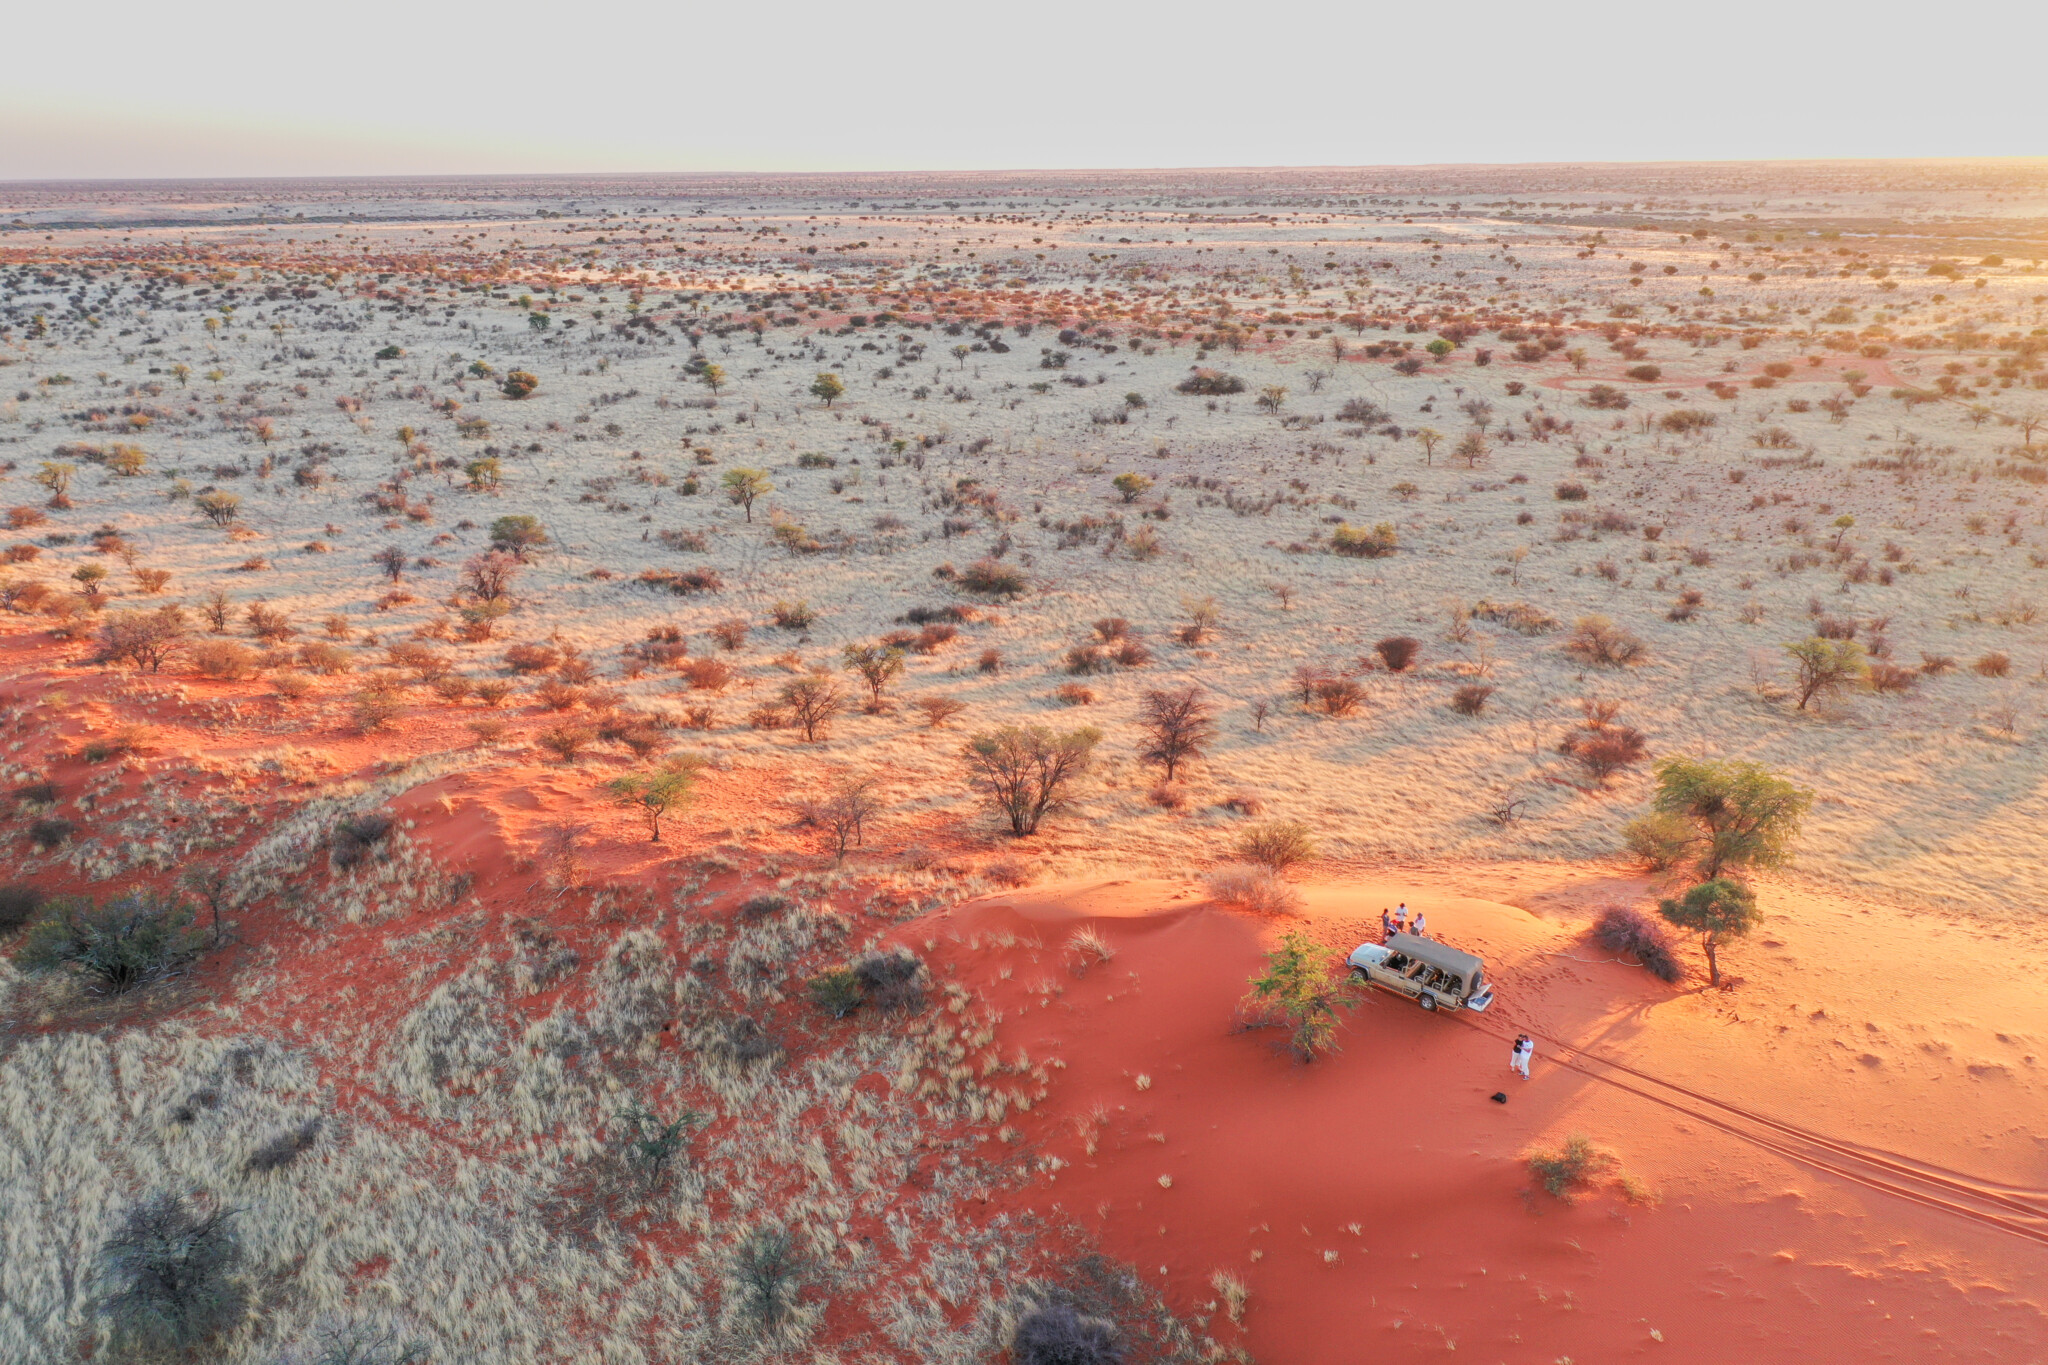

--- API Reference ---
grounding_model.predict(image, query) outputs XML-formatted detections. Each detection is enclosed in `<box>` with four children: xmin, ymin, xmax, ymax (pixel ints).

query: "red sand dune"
<box><xmin>924</xmin><ymin>875</ymin><xmax>2048</xmax><ymax>1362</ymax></box>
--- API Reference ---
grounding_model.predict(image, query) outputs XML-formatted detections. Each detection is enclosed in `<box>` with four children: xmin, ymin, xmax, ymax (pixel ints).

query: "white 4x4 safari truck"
<box><xmin>1348</xmin><ymin>933</ymin><xmax>1494</xmax><ymax>1013</ymax></box>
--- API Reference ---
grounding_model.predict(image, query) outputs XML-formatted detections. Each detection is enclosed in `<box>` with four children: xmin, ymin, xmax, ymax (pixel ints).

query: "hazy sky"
<box><xmin>4</xmin><ymin>0</ymin><xmax>2042</xmax><ymax>179</ymax></box>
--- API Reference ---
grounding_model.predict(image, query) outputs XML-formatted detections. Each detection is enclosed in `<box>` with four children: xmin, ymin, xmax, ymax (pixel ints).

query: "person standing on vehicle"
<box><xmin>1511</xmin><ymin>1034</ymin><xmax>1533</xmax><ymax>1079</ymax></box>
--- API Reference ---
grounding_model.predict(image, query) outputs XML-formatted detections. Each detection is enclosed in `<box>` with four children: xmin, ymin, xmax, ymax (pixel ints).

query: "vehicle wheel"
<box><xmin>1350</xmin><ymin>968</ymin><xmax>1367</xmax><ymax>982</ymax></box>
<box><xmin>1419</xmin><ymin>993</ymin><xmax>1437</xmax><ymax>1011</ymax></box>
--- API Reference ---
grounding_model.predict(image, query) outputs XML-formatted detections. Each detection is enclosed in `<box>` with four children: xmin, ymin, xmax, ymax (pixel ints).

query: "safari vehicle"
<box><xmin>1347</xmin><ymin>933</ymin><xmax>1494</xmax><ymax>1013</ymax></box>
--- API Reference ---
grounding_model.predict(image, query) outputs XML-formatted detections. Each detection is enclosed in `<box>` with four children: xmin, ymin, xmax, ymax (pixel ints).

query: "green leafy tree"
<box><xmin>500</xmin><ymin>369</ymin><xmax>539</xmax><ymax>399</ymax></box>
<box><xmin>810</xmin><ymin>372</ymin><xmax>845</xmax><ymax>407</ymax></box>
<box><xmin>700</xmin><ymin>362</ymin><xmax>726</xmax><ymax>395</ymax></box>
<box><xmin>1112</xmin><ymin>472</ymin><xmax>1152</xmax><ymax>503</ymax></box>
<box><xmin>842</xmin><ymin>642</ymin><xmax>906</xmax><ymax>708</ymax></box>
<box><xmin>1657</xmin><ymin>878</ymin><xmax>1760</xmax><ymax>987</ymax></box>
<box><xmin>1784</xmin><ymin>637</ymin><xmax>1867</xmax><ymax>710</ymax></box>
<box><xmin>1649</xmin><ymin>757</ymin><xmax>1813</xmax><ymax>881</ymax></box>
<box><xmin>1426</xmin><ymin>338</ymin><xmax>1456</xmax><ymax>360</ymax></box>
<box><xmin>722</xmin><ymin>467</ymin><xmax>772</xmax><ymax>521</ymax></box>
<box><xmin>961</xmin><ymin>725</ymin><xmax>1101</xmax><ymax>836</ymax></box>
<box><xmin>605</xmin><ymin>755</ymin><xmax>706</xmax><ymax>842</ymax></box>
<box><xmin>1242</xmin><ymin>930</ymin><xmax>1356</xmax><ymax>1060</ymax></box>
<box><xmin>489</xmin><ymin>514</ymin><xmax>548</xmax><ymax>558</ymax></box>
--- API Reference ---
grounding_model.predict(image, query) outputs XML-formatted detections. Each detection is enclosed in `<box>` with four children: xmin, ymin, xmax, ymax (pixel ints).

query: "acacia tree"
<box><xmin>1657</xmin><ymin>878</ymin><xmax>1759</xmax><ymax>987</ymax></box>
<box><xmin>722</xmin><ymin>468</ymin><xmax>772</xmax><ymax>521</ymax></box>
<box><xmin>780</xmin><ymin>674</ymin><xmax>844</xmax><ymax>742</ymax></box>
<box><xmin>606</xmin><ymin>755</ymin><xmax>706</xmax><ymax>843</ymax></box>
<box><xmin>700</xmin><ymin>363</ymin><xmax>725</xmax><ymax>395</ymax></box>
<box><xmin>842</xmin><ymin>643</ymin><xmax>905</xmax><ymax>710</ymax></box>
<box><xmin>1784</xmin><ymin>637</ymin><xmax>1867</xmax><ymax>710</ymax></box>
<box><xmin>460</xmin><ymin>550</ymin><xmax>522</xmax><ymax>604</ymax></box>
<box><xmin>818</xmin><ymin>773</ymin><xmax>885</xmax><ymax>860</ymax></box>
<box><xmin>98</xmin><ymin>606</ymin><xmax>188</xmax><ymax>673</ymax></box>
<box><xmin>1648</xmin><ymin>757</ymin><xmax>1813</xmax><ymax>881</ymax></box>
<box><xmin>1138</xmin><ymin>686</ymin><xmax>1215</xmax><ymax>782</ymax></box>
<box><xmin>810</xmin><ymin>372</ymin><xmax>845</xmax><ymax>407</ymax></box>
<box><xmin>372</xmin><ymin>545</ymin><xmax>407</xmax><ymax>583</ymax></box>
<box><xmin>962</xmin><ymin>725</ymin><xmax>1101</xmax><ymax>836</ymax></box>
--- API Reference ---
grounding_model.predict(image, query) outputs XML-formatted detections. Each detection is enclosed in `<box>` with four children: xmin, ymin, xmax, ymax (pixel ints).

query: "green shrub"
<box><xmin>1241</xmin><ymin>930</ymin><xmax>1355</xmax><ymax>1060</ymax></box>
<box><xmin>14</xmin><ymin>892</ymin><xmax>206</xmax><ymax>994</ymax></box>
<box><xmin>1528</xmin><ymin>1133</ymin><xmax>1612</xmax><ymax>1199</ymax></box>
<box><xmin>806</xmin><ymin>966</ymin><xmax>864</xmax><ymax>1018</ymax></box>
<box><xmin>1330</xmin><ymin>522</ymin><xmax>1397</xmax><ymax>558</ymax></box>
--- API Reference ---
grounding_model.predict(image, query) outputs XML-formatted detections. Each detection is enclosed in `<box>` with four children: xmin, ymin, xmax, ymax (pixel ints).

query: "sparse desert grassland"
<box><xmin>4</xmin><ymin>163</ymin><xmax>2048</xmax><ymax>1363</ymax></box>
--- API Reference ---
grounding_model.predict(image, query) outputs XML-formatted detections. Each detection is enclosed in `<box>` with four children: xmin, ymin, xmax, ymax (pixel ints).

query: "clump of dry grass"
<box><xmin>1203</xmin><ymin>862</ymin><xmax>1302</xmax><ymax>914</ymax></box>
<box><xmin>1564</xmin><ymin>615</ymin><xmax>1648</xmax><ymax>667</ymax></box>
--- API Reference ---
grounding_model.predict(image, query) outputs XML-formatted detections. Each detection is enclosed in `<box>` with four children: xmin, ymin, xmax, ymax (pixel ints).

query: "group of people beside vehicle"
<box><xmin>1373</xmin><ymin>902</ymin><xmax>1535</xmax><ymax>1080</ymax></box>
<box><xmin>1377</xmin><ymin>903</ymin><xmax>1427</xmax><ymax>940</ymax></box>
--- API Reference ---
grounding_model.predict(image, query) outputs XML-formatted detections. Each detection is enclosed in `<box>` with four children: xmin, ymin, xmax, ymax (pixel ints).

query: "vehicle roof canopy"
<box><xmin>1386</xmin><ymin>933</ymin><xmax>1483</xmax><ymax>979</ymax></box>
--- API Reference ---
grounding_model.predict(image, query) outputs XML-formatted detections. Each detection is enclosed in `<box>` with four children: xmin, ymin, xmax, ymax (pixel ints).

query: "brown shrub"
<box><xmin>537</xmin><ymin>723</ymin><xmax>596</xmax><ymax>761</ymax></box>
<box><xmin>1054</xmin><ymin>682</ymin><xmax>1096</xmax><ymax>706</ymax></box>
<box><xmin>1451</xmin><ymin>683</ymin><xmax>1495</xmax><ymax>716</ymax></box>
<box><xmin>504</xmin><ymin>643</ymin><xmax>559</xmax><ymax>673</ymax></box>
<box><xmin>1564</xmin><ymin>616</ymin><xmax>1647</xmax><ymax>667</ymax></box>
<box><xmin>683</xmin><ymin>657</ymin><xmax>733</xmax><ymax>691</ymax></box>
<box><xmin>190</xmin><ymin>640</ymin><xmax>259</xmax><ymax>681</ymax></box>
<box><xmin>1374</xmin><ymin>636</ymin><xmax>1421</xmax><ymax>672</ymax></box>
<box><xmin>1974</xmin><ymin>651</ymin><xmax>2012</xmax><ymax>678</ymax></box>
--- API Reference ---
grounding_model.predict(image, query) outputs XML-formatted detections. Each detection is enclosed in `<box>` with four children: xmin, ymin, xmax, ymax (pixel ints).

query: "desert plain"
<box><xmin>1</xmin><ymin>162</ymin><xmax>2045</xmax><ymax>1363</ymax></box>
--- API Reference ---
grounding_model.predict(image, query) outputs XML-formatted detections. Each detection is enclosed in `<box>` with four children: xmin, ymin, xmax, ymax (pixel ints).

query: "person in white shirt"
<box><xmin>1410</xmin><ymin>911</ymin><xmax>1427</xmax><ymax>938</ymax></box>
<box><xmin>1511</xmin><ymin>1034</ymin><xmax>1533</xmax><ymax>1079</ymax></box>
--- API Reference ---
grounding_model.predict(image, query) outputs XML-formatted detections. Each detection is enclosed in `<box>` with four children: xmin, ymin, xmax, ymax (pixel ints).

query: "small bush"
<box><xmin>1235</xmin><ymin>820</ymin><xmax>1316</xmax><ymax>871</ymax></box>
<box><xmin>1528</xmin><ymin>1133</ymin><xmax>1613</xmax><ymax>1200</ymax></box>
<box><xmin>14</xmin><ymin>891</ymin><xmax>207</xmax><ymax>994</ymax></box>
<box><xmin>1176</xmin><ymin>368</ymin><xmax>1244</xmax><ymax>396</ymax></box>
<box><xmin>958</xmin><ymin>558</ymin><xmax>1026</xmax><ymax>597</ymax></box>
<box><xmin>1975</xmin><ymin>651</ymin><xmax>2012</xmax><ymax>678</ymax></box>
<box><xmin>1203</xmin><ymin>863</ymin><xmax>1302</xmax><ymax>914</ymax></box>
<box><xmin>1565</xmin><ymin>615</ymin><xmax>1647</xmax><ymax>667</ymax></box>
<box><xmin>0</xmin><ymin>883</ymin><xmax>47</xmax><ymax>934</ymax></box>
<box><xmin>1374</xmin><ymin>636</ymin><xmax>1420</xmax><ymax>672</ymax></box>
<box><xmin>245</xmin><ymin>1118</ymin><xmax>323</xmax><ymax>1174</ymax></box>
<box><xmin>1554</xmin><ymin>481</ymin><xmax>1590</xmax><ymax>501</ymax></box>
<box><xmin>1592</xmin><ymin>906</ymin><xmax>1684</xmax><ymax>983</ymax></box>
<box><xmin>1562</xmin><ymin>725</ymin><xmax>1649</xmax><ymax>782</ymax></box>
<box><xmin>852</xmin><ymin>948</ymin><xmax>926</xmax><ymax>1014</ymax></box>
<box><xmin>29</xmin><ymin>817</ymin><xmax>76</xmax><ymax>850</ymax></box>
<box><xmin>350</xmin><ymin>684</ymin><xmax>403</xmax><ymax>733</ymax></box>
<box><xmin>332</xmin><ymin>812</ymin><xmax>394</xmax><ymax>870</ymax></box>
<box><xmin>806</xmin><ymin>966</ymin><xmax>864</xmax><ymax>1018</ymax></box>
<box><xmin>1869</xmin><ymin>662</ymin><xmax>1918</xmax><ymax>694</ymax></box>
<box><xmin>1451</xmin><ymin>683</ymin><xmax>1494</xmax><ymax>715</ymax></box>
<box><xmin>1329</xmin><ymin>521</ymin><xmax>1397</xmax><ymax>558</ymax></box>
<box><xmin>1054</xmin><ymin>683</ymin><xmax>1096</xmax><ymax>706</ymax></box>
<box><xmin>95</xmin><ymin>1193</ymin><xmax>247</xmax><ymax>1358</ymax></box>
<box><xmin>727</xmin><ymin>1227</ymin><xmax>810</xmax><ymax>1340</ymax></box>
<box><xmin>1012</xmin><ymin>1305</ymin><xmax>1122</xmax><ymax>1365</ymax></box>
<box><xmin>504</xmin><ymin>643</ymin><xmax>560</xmax><ymax>673</ymax></box>
<box><xmin>189</xmin><ymin>640</ymin><xmax>258</xmax><ymax>681</ymax></box>
<box><xmin>538</xmin><ymin>723</ymin><xmax>596</xmax><ymax>762</ymax></box>
<box><xmin>771</xmin><ymin>598</ymin><xmax>816</xmax><ymax>629</ymax></box>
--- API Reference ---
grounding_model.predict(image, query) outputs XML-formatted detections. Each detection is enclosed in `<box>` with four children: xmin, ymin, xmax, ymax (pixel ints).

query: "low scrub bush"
<box><xmin>1203</xmin><ymin>863</ymin><xmax>1302</xmax><ymax>914</ymax></box>
<box><xmin>1235</xmin><ymin>820</ymin><xmax>1316</xmax><ymax>871</ymax></box>
<box><xmin>14</xmin><ymin>891</ymin><xmax>207</xmax><ymax>993</ymax></box>
<box><xmin>1565</xmin><ymin>615</ymin><xmax>1647</xmax><ymax>667</ymax></box>
<box><xmin>1374</xmin><ymin>636</ymin><xmax>1420</xmax><ymax>672</ymax></box>
<box><xmin>1592</xmin><ymin>906</ymin><xmax>1684</xmax><ymax>982</ymax></box>
<box><xmin>0</xmin><ymin>883</ymin><xmax>47</xmax><ymax>933</ymax></box>
<box><xmin>1011</xmin><ymin>1305</ymin><xmax>1121</xmax><ymax>1365</ymax></box>
<box><xmin>1330</xmin><ymin>521</ymin><xmax>1398</xmax><ymax>558</ymax></box>
<box><xmin>958</xmin><ymin>558</ymin><xmax>1026</xmax><ymax>597</ymax></box>
<box><xmin>853</xmin><ymin>948</ymin><xmax>927</xmax><ymax>1014</ymax></box>
<box><xmin>1451</xmin><ymin>683</ymin><xmax>1494</xmax><ymax>715</ymax></box>
<box><xmin>1528</xmin><ymin>1133</ymin><xmax>1614</xmax><ymax>1200</ymax></box>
